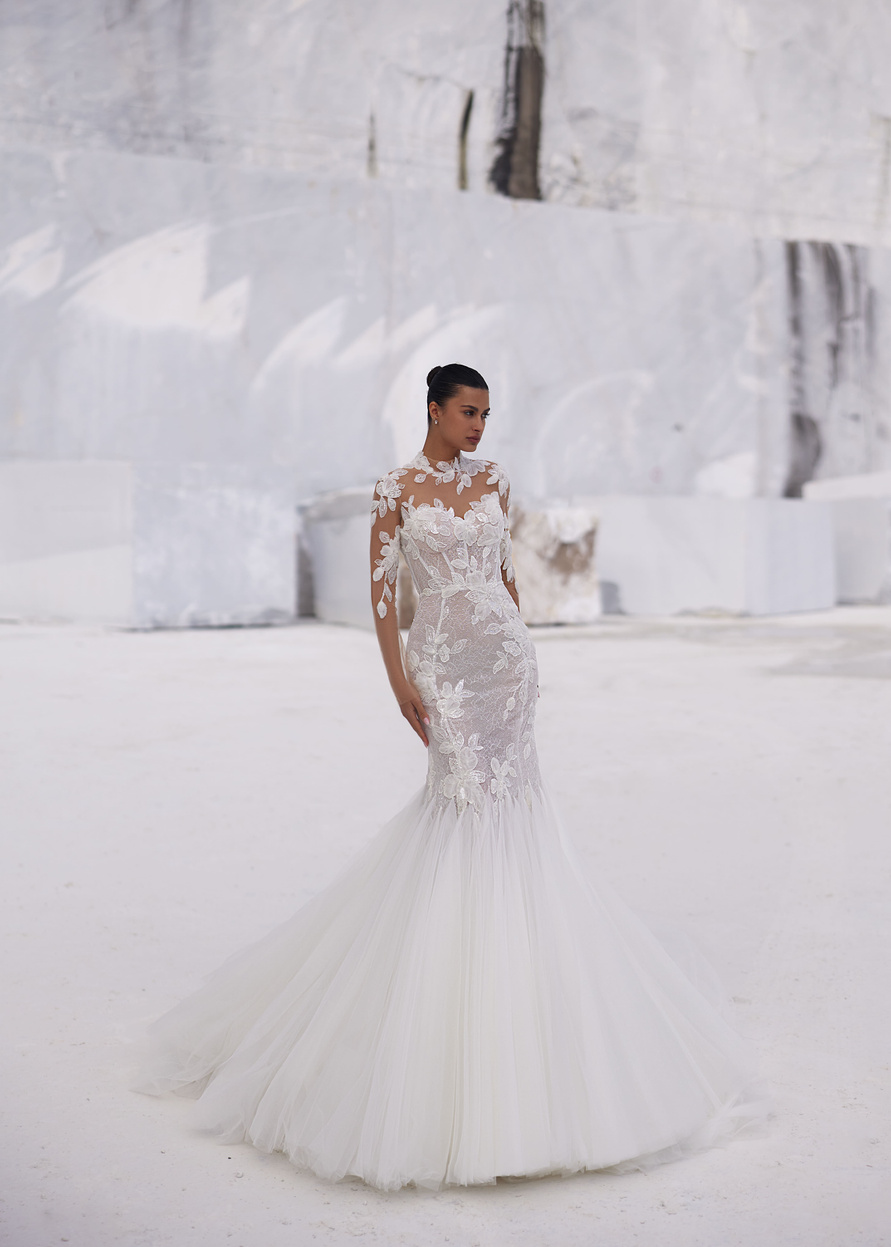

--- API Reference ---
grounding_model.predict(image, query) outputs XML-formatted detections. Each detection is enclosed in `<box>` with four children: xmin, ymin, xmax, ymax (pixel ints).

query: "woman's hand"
<box><xmin>396</xmin><ymin>682</ymin><xmax>430</xmax><ymax>747</ymax></box>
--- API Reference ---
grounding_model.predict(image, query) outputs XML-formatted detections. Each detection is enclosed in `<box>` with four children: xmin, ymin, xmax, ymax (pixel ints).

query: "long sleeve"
<box><xmin>486</xmin><ymin>462</ymin><xmax>515</xmax><ymax>585</ymax></box>
<box><xmin>370</xmin><ymin>470</ymin><xmax>405</xmax><ymax>620</ymax></box>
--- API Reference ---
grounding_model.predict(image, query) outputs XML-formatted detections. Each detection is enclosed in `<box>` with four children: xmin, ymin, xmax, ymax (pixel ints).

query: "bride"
<box><xmin>135</xmin><ymin>362</ymin><xmax>764</xmax><ymax>1190</ymax></box>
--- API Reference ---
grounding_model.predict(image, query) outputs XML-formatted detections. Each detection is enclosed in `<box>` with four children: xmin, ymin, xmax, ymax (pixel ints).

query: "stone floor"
<box><xmin>2</xmin><ymin>609</ymin><xmax>890</xmax><ymax>1246</ymax></box>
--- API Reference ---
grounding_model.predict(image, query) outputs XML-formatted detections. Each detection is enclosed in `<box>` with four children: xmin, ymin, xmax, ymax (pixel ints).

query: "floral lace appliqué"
<box><xmin>371</xmin><ymin>451</ymin><xmax>540</xmax><ymax>813</ymax></box>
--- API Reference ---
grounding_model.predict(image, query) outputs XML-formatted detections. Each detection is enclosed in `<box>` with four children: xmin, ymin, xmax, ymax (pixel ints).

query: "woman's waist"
<box><xmin>412</xmin><ymin>577</ymin><xmax>511</xmax><ymax>601</ymax></box>
<box><xmin>407</xmin><ymin>593</ymin><xmax>534</xmax><ymax>663</ymax></box>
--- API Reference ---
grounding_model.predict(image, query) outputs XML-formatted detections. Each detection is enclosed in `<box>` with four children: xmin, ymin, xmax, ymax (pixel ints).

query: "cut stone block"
<box><xmin>302</xmin><ymin>487</ymin><xmax>375</xmax><ymax>631</ymax></box>
<box><xmin>0</xmin><ymin>461</ymin><xmax>296</xmax><ymax>627</ymax></box>
<box><xmin>0</xmin><ymin>461</ymin><xmax>133</xmax><ymax>623</ymax></box>
<box><xmin>823</xmin><ymin>499</ymin><xmax>888</xmax><ymax>603</ymax></box>
<box><xmin>510</xmin><ymin>506</ymin><xmax>600</xmax><ymax>625</ymax></box>
<box><xmin>803</xmin><ymin>473</ymin><xmax>891</xmax><ymax>603</ymax></box>
<box><xmin>593</xmin><ymin>497</ymin><xmax>836</xmax><ymax>616</ymax></box>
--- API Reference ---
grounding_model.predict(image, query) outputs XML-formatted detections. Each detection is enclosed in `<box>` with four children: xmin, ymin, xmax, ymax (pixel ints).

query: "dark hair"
<box><xmin>426</xmin><ymin>362</ymin><xmax>488</xmax><ymax>423</ymax></box>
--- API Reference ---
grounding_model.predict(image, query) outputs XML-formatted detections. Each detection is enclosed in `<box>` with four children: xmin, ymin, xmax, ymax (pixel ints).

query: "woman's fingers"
<box><xmin>399</xmin><ymin>697</ymin><xmax>429</xmax><ymax>747</ymax></box>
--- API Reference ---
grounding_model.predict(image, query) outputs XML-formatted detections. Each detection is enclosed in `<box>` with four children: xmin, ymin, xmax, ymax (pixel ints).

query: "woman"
<box><xmin>136</xmin><ymin>362</ymin><xmax>763</xmax><ymax>1190</ymax></box>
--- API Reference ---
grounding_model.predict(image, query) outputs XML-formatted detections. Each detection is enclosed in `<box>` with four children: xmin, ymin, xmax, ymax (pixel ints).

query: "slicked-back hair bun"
<box><xmin>426</xmin><ymin>362</ymin><xmax>488</xmax><ymax>424</ymax></box>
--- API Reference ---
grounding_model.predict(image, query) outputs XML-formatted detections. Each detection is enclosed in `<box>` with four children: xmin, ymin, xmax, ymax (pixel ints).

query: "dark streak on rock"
<box><xmin>490</xmin><ymin>1</ymin><xmax>545</xmax><ymax>200</ymax></box>
<box><xmin>103</xmin><ymin>0</ymin><xmax>140</xmax><ymax>30</ymax></box>
<box><xmin>367</xmin><ymin>113</ymin><xmax>377</xmax><ymax>178</ymax></box>
<box><xmin>784</xmin><ymin>238</ymin><xmax>874</xmax><ymax>493</ymax></box>
<box><xmin>784</xmin><ymin>413</ymin><xmax>822</xmax><ymax>498</ymax></box>
<box><xmin>458</xmin><ymin>90</ymin><xmax>473</xmax><ymax>191</ymax></box>
<box><xmin>785</xmin><ymin>240</ymin><xmax>823</xmax><ymax>497</ymax></box>
<box><xmin>296</xmin><ymin>528</ymin><xmax>315</xmax><ymax>618</ymax></box>
<box><xmin>785</xmin><ymin>240</ymin><xmax>805</xmax><ymax>415</ymax></box>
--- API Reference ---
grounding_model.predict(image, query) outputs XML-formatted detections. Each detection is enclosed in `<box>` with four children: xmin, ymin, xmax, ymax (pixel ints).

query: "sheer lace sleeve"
<box><xmin>370</xmin><ymin>469</ymin><xmax>406</xmax><ymax>619</ymax></box>
<box><xmin>487</xmin><ymin>462</ymin><xmax>515</xmax><ymax>585</ymax></box>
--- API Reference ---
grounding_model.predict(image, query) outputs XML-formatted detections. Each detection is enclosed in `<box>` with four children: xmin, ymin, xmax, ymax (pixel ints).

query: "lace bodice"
<box><xmin>371</xmin><ymin>452</ymin><xmax>515</xmax><ymax>620</ymax></box>
<box><xmin>371</xmin><ymin>452</ymin><xmax>539</xmax><ymax>815</ymax></box>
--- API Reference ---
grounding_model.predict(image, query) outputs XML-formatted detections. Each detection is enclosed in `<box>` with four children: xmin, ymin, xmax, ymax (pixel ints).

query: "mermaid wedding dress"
<box><xmin>135</xmin><ymin>450</ymin><xmax>763</xmax><ymax>1190</ymax></box>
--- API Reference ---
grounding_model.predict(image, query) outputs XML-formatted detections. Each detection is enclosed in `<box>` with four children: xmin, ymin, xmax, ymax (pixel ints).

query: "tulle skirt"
<box><xmin>134</xmin><ymin>786</ymin><xmax>765</xmax><ymax>1190</ymax></box>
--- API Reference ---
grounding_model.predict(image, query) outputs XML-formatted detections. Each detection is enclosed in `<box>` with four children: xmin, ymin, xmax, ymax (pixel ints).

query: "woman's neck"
<box><xmin>420</xmin><ymin>430</ymin><xmax>461</xmax><ymax>465</ymax></box>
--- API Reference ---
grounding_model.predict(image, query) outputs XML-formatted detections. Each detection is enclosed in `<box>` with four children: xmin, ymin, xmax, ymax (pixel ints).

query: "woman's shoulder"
<box><xmin>476</xmin><ymin>458</ymin><xmax>510</xmax><ymax>496</ymax></box>
<box><xmin>371</xmin><ymin>464</ymin><xmax>410</xmax><ymax>518</ymax></box>
<box><xmin>374</xmin><ymin>451</ymin><xmax>428</xmax><ymax>485</ymax></box>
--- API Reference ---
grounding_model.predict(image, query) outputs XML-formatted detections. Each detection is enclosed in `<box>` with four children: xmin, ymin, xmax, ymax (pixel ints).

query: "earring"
<box><xmin>434</xmin><ymin>419</ymin><xmax>438</xmax><ymax>424</ymax></box>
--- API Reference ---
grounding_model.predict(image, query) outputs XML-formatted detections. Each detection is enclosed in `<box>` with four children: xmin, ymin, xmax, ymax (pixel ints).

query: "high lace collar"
<box><xmin>411</xmin><ymin>449</ymin><xmax>464</xmax><ymax>473</ymax></box>
<box><xmin>408</xmin><ymin>451</ymin><xmax>489</xmax><ymax>495</ymax></box>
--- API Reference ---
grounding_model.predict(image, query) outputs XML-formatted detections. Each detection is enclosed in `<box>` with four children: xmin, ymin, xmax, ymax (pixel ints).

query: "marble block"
<box><xmin>0</xmin><ymin>461</ymin><xmax>133</xmax><ymax>623</ymax></box>
<box><xmin>302</xmin><ymin>487</ymin><xmax>376</xmax><ymax>631</ymax></box>
<box><xmin>594</xmin><ymin>497</ymin><xmax>836</xmax><ymax>616</ymax></box>
<box><xmin>0</xmin><ymin>461</ymin><xmax>296</xmax><ymax>627</ymax></box>
<box><xmin>510</xmin><ymin>506</ymin><xmax>601</xmax><ymax>625</ymax></box>
<box><xmin>804</xmin><ymin>473</ymin><xmax>891</xmax><ymax>602</ymax></box>
<box><xmin>132</xmin><ymin>463</ymin><xmax>296</xmax><ymax>628</ymax></box>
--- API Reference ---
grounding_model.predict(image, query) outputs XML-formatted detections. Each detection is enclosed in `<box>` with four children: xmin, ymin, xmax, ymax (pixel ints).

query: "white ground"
<box><xmin>1</xmin><ymin>611</ymin><xmax>890</xmax><ymax>1247</ymax></box>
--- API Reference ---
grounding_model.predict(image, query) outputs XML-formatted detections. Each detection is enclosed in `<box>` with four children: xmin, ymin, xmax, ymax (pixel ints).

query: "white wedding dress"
<box><xmin>135</xmin><ymin>451</ymin><xmax>764</xmax><ymax>1190</ymax></box>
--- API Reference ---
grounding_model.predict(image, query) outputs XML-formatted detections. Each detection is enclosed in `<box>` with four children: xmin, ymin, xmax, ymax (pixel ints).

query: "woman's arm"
<box><xmin>370</xmin><ymin>483</ymin><xmax>429</xmax><ymax>746</ymax></box>
<box><xmin>499</xmin><ymin>483</ymin><xmax>520</xmax><ymax>613</ymax></box>
<box><xmin>502</xmin><ymin>567</ymin><xmax>520</xmax><ymax>612</ymax></box>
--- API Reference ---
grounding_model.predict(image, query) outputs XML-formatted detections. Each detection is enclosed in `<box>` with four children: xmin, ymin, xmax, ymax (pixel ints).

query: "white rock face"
<box><xmin>2</xmin><ymin>2</ymin><xmax>891</xmax><ymax>622</ymax></box>
<box><xmin>3</xmin><ymin>1</ymin><xmax>891</xmax><ymax>247</ymax></box>
<box><xmin>0</xmin><ymin>149</ymin><xmax>804</xmax><ymax>503</ymax></box>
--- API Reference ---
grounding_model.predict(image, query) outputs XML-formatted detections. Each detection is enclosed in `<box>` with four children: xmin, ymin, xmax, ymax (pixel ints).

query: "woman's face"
<box><xmin>430</xmin><ymin>386</ymin><xmax>490</xmax><ymax>454</ymax></box>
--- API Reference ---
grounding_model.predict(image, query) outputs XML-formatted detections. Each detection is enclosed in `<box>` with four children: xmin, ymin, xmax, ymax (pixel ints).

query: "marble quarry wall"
<box><xmin>2</xmin><ymin>1</ymin><xmax>891</xmax><ymax>623</ymax></box>
<box><xmin>5</xmin><ymin>0</ymin><xmax>891</xmax><ymax>245</ymax></box>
